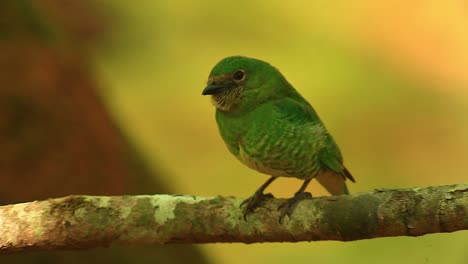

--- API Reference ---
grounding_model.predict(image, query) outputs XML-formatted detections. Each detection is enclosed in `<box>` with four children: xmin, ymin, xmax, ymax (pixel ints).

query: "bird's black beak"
<box><xmin>202</xmin><ymin>83</ymin><xmax>236</xmax><ymax>95</ymax></box>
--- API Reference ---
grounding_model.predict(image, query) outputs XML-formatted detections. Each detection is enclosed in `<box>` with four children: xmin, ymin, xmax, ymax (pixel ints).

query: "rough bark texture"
<box><xmin>0</xmin><ymin>184</ymin><xmax>466</xmax><ymax>254</ymax></box>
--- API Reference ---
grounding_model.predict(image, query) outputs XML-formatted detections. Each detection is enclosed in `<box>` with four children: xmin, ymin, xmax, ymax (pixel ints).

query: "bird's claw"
<box><xmin>278</xmin><ymin>192</ymin><xmax>312</xmax><ymax>223</ymax></box>
<box><xmin>240</xmin><ymin>192</ymin><xmax>274</xmax><ymax>221</ymax></box>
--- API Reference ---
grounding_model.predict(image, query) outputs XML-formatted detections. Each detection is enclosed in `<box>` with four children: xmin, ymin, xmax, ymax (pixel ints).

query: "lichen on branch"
<box><xmin>0</xmin><ymin>184</ymin><xmax>467</xmax><ymax>254</ymax></box>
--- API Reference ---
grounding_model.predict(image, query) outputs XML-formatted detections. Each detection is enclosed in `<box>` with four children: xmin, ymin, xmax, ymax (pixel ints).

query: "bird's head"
<box><xmin>202</xmin><ymin>56</ymin><xmax>293</xmax><ymax>112</ymax></box>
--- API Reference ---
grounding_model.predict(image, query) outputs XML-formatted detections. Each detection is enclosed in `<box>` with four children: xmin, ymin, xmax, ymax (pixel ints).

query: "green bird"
<box><xmin>202</xmin><ymin>56</ymin><xmax>355</xmax><ymax>221</ymax></box>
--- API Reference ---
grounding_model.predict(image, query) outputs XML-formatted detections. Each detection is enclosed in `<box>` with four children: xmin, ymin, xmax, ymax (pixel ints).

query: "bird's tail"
<box><xmin>315</xmin><ymin>169</ymin><xmax>353</xmax><ymax>195</ymax></box>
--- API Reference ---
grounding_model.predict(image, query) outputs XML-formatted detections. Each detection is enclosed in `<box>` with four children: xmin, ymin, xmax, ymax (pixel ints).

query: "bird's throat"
<box><xmin>211</xmin><ymin>86</ymin><xmax>243</xmax><ymax>112</ymax></box>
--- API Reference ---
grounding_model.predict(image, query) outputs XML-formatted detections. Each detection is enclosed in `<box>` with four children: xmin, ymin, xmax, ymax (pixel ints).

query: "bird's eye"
<box><xmin>233</xmin><ymin>70</ymin><xmax>246</xmax><ymax>81</ymax></box>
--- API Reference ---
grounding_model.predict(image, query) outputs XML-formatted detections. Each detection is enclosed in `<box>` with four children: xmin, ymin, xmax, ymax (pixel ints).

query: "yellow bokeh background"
<box><xmin>93</xmin><ymin>1</ymin><xmax>467</xmax><ymax>263</ymax></box>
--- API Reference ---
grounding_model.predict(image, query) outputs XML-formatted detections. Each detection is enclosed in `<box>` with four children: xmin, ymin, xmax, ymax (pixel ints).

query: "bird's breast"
<box><xmin>236</xmin><ymin>130</ymin><xmax>322</xmax><ymax>179</ymax></box>
<box><xmin>238</xmin><ymin>144</ymin><xmax>290</xmax><ymax>177</ymax></box>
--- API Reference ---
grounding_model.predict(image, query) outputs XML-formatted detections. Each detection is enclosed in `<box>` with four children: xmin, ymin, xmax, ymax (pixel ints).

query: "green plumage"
<box><xmin>203</xmin><ymin>56</ymin><xmax>354</xmax><ymax>220</ymax></box>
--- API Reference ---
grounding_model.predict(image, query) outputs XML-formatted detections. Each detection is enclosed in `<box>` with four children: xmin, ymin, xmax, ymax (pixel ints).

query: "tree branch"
<box><xmin>0</xmin><ymin>184</ymin><xmax>467</xmax><ymax>254</ymax></box>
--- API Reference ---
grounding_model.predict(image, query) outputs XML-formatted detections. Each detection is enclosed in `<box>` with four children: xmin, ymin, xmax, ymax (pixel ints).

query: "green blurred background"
<box><xmin>4</xmin><ymin>0</ymin><xmax>468</xmax><ymax>263</ymax></box>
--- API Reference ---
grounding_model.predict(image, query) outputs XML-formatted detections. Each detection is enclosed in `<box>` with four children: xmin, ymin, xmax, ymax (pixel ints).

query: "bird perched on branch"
<box><xmin>202</xmin><ymin>56</ymin><xmax>355</xmax><ymax>222</ymax></box>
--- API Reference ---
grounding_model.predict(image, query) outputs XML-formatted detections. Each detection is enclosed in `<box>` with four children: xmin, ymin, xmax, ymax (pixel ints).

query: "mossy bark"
<box><xmin>1</xmin><ymin>184</ymin><xmax>467</xmax><ymax>253</ymax></box>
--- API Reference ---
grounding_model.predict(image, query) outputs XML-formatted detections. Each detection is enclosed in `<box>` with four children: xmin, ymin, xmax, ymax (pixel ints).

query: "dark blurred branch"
<box><xmin>0</xmin><ymin>1</ymin><xmax>209</xmax><ymax>263</ymax></box>
<box><xmin>0</xmin><ymin>184</ymin><xmax>467</xmax><ymax>254</ymax></box>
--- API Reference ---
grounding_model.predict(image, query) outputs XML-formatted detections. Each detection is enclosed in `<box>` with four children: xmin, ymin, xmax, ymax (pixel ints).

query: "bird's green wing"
<box><xmin>319</xmin><ymin>140</ymin><xmax>345</xmax><ymax>174</ymax></box>
<box><xmin>271</xmin><ymin>97</ymin><xmax>319</xmax><ymax>125</ymax></box>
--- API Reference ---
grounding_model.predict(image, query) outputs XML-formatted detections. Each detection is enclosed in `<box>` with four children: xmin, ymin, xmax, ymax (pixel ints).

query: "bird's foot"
<box><xmin>240</xmin><ymin>192</ymin><xmax>274</xmax><ymax>220</ymax></box>
<box><xmin>278</xmin><ymin>192</ymin><xmax>312</xmax><ymax>223</ymax></box>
